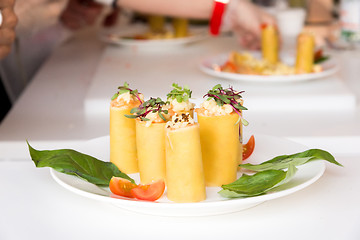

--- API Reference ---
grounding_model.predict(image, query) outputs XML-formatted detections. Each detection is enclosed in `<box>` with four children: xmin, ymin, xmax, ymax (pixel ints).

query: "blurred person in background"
<box><xmin>0</xmin><ymin>0</ymin><xmax>275</xmax><ymax>123</ymax></box>
<box><xmin>0</xmin><ymin>0</ymin><xmax>105</xmax><ymax>123</ymax></box>
<box><xmin>0</xmin><ymin>0</ymin><xmax>17</xmax><ymax>123</ymax></box>
<box><xmin>102</xmin><ymin>0</ymin><xmax>276</xmax><ymax>49</ymax></box>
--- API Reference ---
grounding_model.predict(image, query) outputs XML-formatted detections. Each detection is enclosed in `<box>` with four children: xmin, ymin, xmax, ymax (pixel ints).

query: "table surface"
<box><xmin>0</xmin><ymin>27</ymin><xmax>359</xmax><ymax>240</ymax></box>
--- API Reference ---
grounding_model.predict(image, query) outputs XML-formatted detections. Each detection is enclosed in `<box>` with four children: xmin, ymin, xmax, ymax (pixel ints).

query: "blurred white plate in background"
<box><xmin>100</xmin><ymin>24</ymin><xmax>208</xmax><ymax>49</ymax></box>
<box><xmin>199</xmin><ymin>52</ymin><xmax>339</xmax><ymax>83</ymax></box>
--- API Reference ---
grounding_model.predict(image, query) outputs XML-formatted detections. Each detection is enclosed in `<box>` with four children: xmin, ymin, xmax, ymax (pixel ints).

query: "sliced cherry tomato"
<box><xmin>109</xmin><ymin>177</ymin><xmax>137</xmax><ymax>198</ymax></box>
<box><xmin>131</xmin><ymin>179</ymin><xmax>165</xmax><ymax>201</ymax></box>
<box><xmin>243</xmin><ymin>135</ymin><xmax>255</xmax><ymax>161</ymax></box>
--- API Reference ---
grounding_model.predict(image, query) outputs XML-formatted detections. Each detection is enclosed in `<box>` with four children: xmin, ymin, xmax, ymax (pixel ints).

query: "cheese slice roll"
<box><xmin>295</xmin><ymin>32</ymin><xmax>315</xmax><ymax>74</ymax></box>
<box><xmin>110</xmin><ymin>91</ymin><xmax>143</xmax><ymax>173</ymax></box>
<box><xmin>165</xmin><ymin>113</ymin><xmax>206</xmax><ymax>202</ymax></box>
<box><xmin>196</xmin><ymin>98</ymin><xmax>241</xmax><ymax>186</ymax></box>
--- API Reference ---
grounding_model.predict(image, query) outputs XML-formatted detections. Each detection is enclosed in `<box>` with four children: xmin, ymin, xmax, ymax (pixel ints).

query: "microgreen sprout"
<box><xmin>125</xmin><ymin>97</ymin><xmax>169</xmax><ymax>122</ymax></box>
<box><xmin>167</xmin><ymin>83</ymin><xmax>192</xmax><ymax>103</ymax></box>
<box><xmin>203</xmin><ymin>84</ymin><xmax>248</xmax><ymax>125</ymax></box>
<box><xmin>111</xmin><ymin>82</ymin><xmax>143</xmax><ymax>103</ymax></box>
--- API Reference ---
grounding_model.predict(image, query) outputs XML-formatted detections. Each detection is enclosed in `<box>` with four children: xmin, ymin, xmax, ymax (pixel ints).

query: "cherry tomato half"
<box><xmin>109</xmin><ymin>177</ymin><xmax>137</xmax><ymax>198</ymax></box>
<box><xmin>243</xmin><ymin>135</ymin><xmax>255</xmax><ymax>161</ymax></box>
<box><xmin>131</xmin><ymin>180</ymin><xmax>165</xmax><ymax>201</ymax></box>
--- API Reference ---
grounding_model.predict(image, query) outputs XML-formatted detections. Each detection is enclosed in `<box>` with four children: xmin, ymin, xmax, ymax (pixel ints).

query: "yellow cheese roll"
<box><xmin>261</xmin><ymin>24</ymin><xmax>279</xmax><ymax>64</ymax></box>
<box><xmin>165</xmin><ymin>113</ymin><xmax>206</xmax><ymax>202</ymax></box>
<box><xmin>295</xmin><ymin>32</ymin><xmax>315</xmax><ymax>74</ymax></box>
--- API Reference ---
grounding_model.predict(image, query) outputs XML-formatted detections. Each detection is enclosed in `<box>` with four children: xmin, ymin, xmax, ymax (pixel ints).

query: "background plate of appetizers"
<box><xmin>199</xmin><ymin>52</ymin><xmax>339</xmax><ymax>83</ymax></box>
<box><xmin>100</xmin><ymin>24</ymin><xmax>208</xmax><ymax>49</ymax></box>
<box><xmin>50</xmin><ymin>134</ymin><xmax>325</xmax><ymax>216</ymax></box>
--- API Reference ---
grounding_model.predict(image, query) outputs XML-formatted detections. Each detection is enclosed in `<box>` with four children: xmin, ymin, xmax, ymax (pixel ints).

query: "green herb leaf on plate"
<box><xmin>240</xmin><ymin>149</ymin><xmax>342</xmax><ymax>172</ymax></box>
<box><xmin>219</xmin><ymin>169</ymin><xmax>287</xmax><ymax>198</ymax></box>
<box><xmin>219</xmin><ymin>165</ymin><xmax>298</xmax><ymax>198</ymax></box>
<box><xmin>27</xmin><ymin>141</ymin><xmax>134</xmax><ymax>186</ymax></box>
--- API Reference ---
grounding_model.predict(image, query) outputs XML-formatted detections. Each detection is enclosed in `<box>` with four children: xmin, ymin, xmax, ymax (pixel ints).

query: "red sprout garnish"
<box><xmin>125</xmin><ymin>97</ymin><xmax>168</xmax><ymax>122</ymax></box>
<box><xmin>203</xmin><ymin>84</ymin><xmax>248</xmax><ymax>125</ymax></box>
<box><xmin>111</xmin><ymin>82</ymin><xmax>143</xmax><ymax>104</ymax></box>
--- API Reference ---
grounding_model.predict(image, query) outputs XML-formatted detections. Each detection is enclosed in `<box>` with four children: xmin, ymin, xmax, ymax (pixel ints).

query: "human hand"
<box><xmin>0</xmin><ymin>0</ymin><xmax>17</xmax><ymax>59</ymax></box>
<box><xmin>223</xmin><ymin>0</ymin><xmax>277</xmax><ymax>50</ymax></box>
<box><xmin>60</xmin><ymin>0</ymin><xmax>103</xmax><ymax>30</ymax></box>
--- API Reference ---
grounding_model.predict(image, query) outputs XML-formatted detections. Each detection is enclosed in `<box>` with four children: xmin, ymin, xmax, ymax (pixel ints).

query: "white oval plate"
<box><xmin>199</xmin><ymin>52</ymin><xmax>339</xmax><ymax>83</ymax></box>
<box><xmin>50</xmin><ymin>135</ymin><xmax>325</xmax><ymax>216</ymax></box>
<box><xmin>100</xmin><ymin>24</ymin><xmax>208</xmax><ymax>49</ymax></box>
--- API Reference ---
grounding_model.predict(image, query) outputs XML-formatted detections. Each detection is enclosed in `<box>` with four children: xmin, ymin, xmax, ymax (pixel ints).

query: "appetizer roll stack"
<box><xmin>165</xmin><ymin>113</ymin><xmax>206</xmax><ymax>202</ymax></box>
<box><xmin>261</xmin><ymin>24</ymin><xmax>279</xmax><ymax>65</ymax></box>
<box><xmin>196</xmin><ymin>85</ymin><xmax>247</xmax><ymax>186</ymax></box>
<box><xmin>111</xmin><ymin>83</ymin><xmax>249</xmax><ymax>202</ymax></box>
<box><xmin>110</xmin><ymin>83</ymin><xmax>143</xmax><ymax>174</ymax></box>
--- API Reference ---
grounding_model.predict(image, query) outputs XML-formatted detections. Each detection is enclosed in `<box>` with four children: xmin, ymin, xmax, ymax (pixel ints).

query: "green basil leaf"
<box><xmin>219</xmin><ymin>165</ymin><xmax>298</xmax><ymax>198</ymax></box>
<box><xmin>241</xmin><ymin>157</ymin><xmax>312</xmax><ymax>171</ymax></box>
<box><xmin>27</xmin><ymin>141</ymin><xmax>134</xmax><ymax>186</ymax></box>
<box><xmin>272</xmin><ymin>164</ymin><xmax>298</xmax><ymax>189</ymax></box>
<box><xmin>240</xmin><ymin>149</ymin><xmax>342</xmax><ymax>171</ymax></box>
<box><xmin>220</xmin><ymin>169</ymin><xmax>287</xmax><ymax>197</ymax></box>
<box><xmin>218</xmin><ymin>189</ymin><xmax>250</xmax><ymax>198</ymax></box>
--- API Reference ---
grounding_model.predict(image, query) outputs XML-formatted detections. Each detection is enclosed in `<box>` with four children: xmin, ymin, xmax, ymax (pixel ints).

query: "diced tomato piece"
<box><xmin>243</xmin><ymin>135</ymin><xmax>255</xmax><ymax>161</ymax></box>
<box><xmin>109</xmin><ymin>177</ymin><xmax>137</xmax><ymax>198</ymax></box>
<box><xmin>221</xmin><ymin>61</ymin><xmax>237</xmax><ymax>73</ymax></box>
<box><xmin>131</xmin><ymin>179</ymin><xmax>165</xmax><ymax>201</ymax></box>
